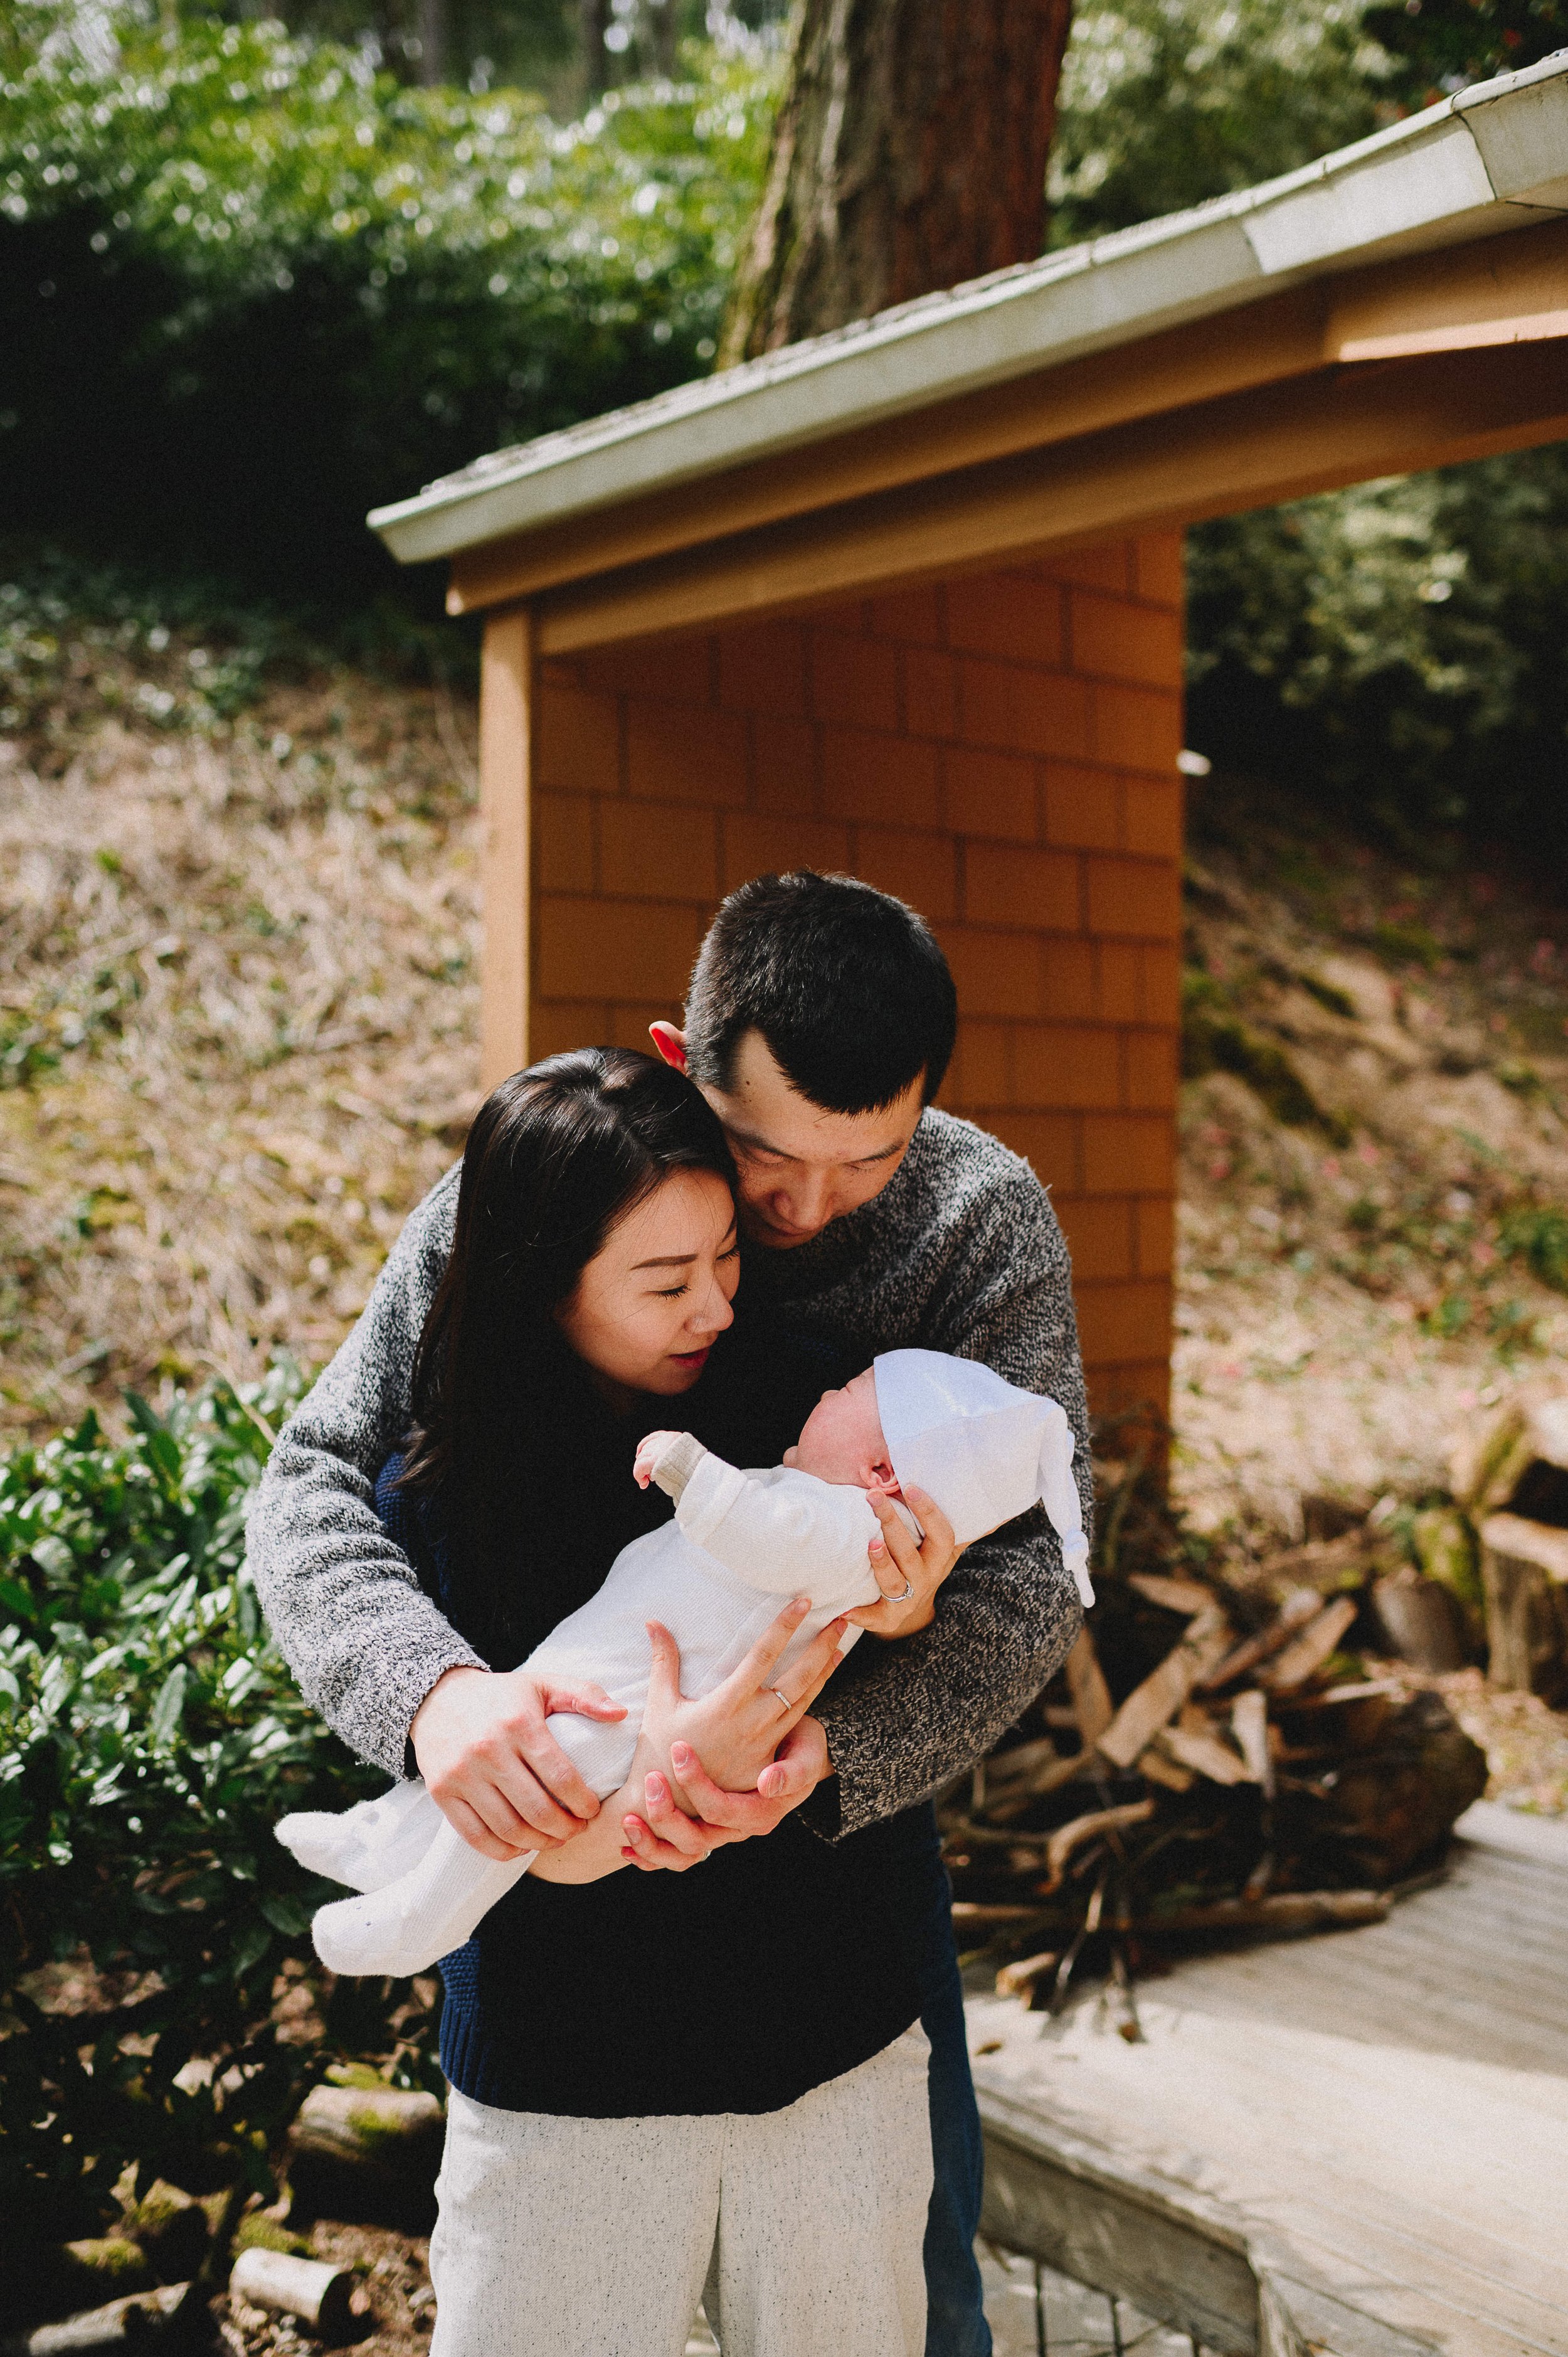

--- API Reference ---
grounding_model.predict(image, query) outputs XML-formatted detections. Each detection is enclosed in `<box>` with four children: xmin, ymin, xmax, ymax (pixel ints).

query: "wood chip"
<box><xmin>995</xmin><ymin>1949</ymin><xmax>1061</xmax><ymax>2001</ymax></box>
<box><xmin>1156</xmin><ymin>1723</ymin><xmax>1253</xmax><ymax>1785</ymax></box>
<box><xmin>1197</xmin><ymin>1587</ymin><xmax>1320</xmax><ymax>1689</ymax></box>
<box><xmin>1231</xmin><ymin>1689</ymin><xmax>1271</xmax><ymax>1790</ymax></box>
<box><xmin>951</xmin><ymin>1902</ymin><xmax>1052</xmax><ymax>1928</ymax></box>
<box><xmin>1065</xmin><ymin>1625</ymin><xmax>1114</xmax><ymax>1745</ymax></box>
<box><xmin>1096</xmin><ymin>1605</ymin><xmax>1232</xmax><ymax>1767</ymax></box>
<box><xmin>1136</xmin><ymin>1890</ymin><xmax>1390</xmax><ymax>1935</ymax></box>
<box><xmin>1128</xmin><ymin>1573</ymin><xmax>1218</xmax><ymax>1615</ymax></box>
<box><xmin>1259</xmin><ymin>1595</ymin><xmax>1359</xmax><ymax>1691</ymax></box>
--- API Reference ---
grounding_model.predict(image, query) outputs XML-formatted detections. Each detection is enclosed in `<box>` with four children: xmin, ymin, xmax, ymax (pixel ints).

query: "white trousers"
<box><xmin>428</xmin><ymin>2029</ymin><xmax>933</xmax><ymax>2357</ymax></box>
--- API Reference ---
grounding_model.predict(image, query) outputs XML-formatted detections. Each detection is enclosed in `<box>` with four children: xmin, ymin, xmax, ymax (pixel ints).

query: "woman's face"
<box><xmin>554</xmin><ymin>1168</ymin><xmax>739</xmax><ymax>1403</ymax></box>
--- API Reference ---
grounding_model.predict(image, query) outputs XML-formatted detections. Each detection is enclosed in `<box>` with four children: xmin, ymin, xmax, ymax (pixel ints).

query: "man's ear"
<box><xmin>649</xmin><ymin>1021</ymin><xmax>689</xmax><ymax>1073</ymax></box>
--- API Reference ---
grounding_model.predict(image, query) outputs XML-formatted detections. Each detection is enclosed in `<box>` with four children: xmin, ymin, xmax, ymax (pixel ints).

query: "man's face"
<box><xmin>653</xmin><ymin>1024</ymin><xmax>924</xmax><ymax>1251</ymax></box>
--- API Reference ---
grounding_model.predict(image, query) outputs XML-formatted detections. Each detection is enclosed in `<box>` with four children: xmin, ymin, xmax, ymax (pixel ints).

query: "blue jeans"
<box><xmin>919</xmin><ymin>1881</ymin><xmax>992</xmax><ymax>2355</ymax></box>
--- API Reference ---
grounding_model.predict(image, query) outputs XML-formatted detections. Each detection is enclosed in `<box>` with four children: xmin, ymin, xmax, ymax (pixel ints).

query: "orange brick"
<box><xmin>1081</xmin><ymin>1114</ymin><xmax>1175</xmax><ymax>1196</ymax></box>
<box><xmin>989</xmin><ymin>1112</ymin><xmax>1078</xmax><ymax>1191</ymax></box>
<box><xmin>1042</xmin><ymin>762</ymin><xmax>1121</xmax><ymax>851</ymax></box>
<box><xmin>820</xmin><ymin>730</ymin><xmax>939</xmax><ymax>827</ymax></box>
<box><xmin>536</xmin><ymin>895</ymin><xmax>705</xmax><ymax>1001</ymax></box>
<box><xmin>534</xmin><ymin>792</ymin><xmax>596</xmax><ymax>894</ymax></box>
<box><xmin>1069</xmin><ymin>592</ymin><xmax>1182</xmax><ymax>688</ymax></box>
<box><xmin>949</xmin><ymin>1019</ymin><xmax>1011</xmax><ymax>1107</ymax></box>
<box><xmin>751</xmin><ymin>717</ymin><xmax>818</xmax><ymax>816</ymax></box>
<box><xmin>1041</xmin><ymin>939</ymin><xmax>1096</xmax><ymax>1019</ymax></box>
<box><xmin>1089</xmin><ymin>1361</ymin><xmax>1172</xmax><ymax>1420</ymax></box>
<box><xmin>722</xmin><ymin>812</ymin><xmax>852</xmax><ymax>890</ymax></box>
<box><xmin>958</xmin><ymin>658</ymin><xmax>1091</xmax><ymax>758</ymax></box>
<box><xmin>718</xmin><ymin>623</ymin><xmax>808</xmax><ymax>717</ymax></box>
<box><xmin>600</xmin><ymin>801</ymin><xmax>719</xmax><ymax>902</ymax></box>
<box><xmin>575</xmin><ymin>634</ymin><xmax>713</xmax><ymax>705</ymax></box>
<box><xmin>810</xmin><ymin>630</ymin><xmax>901</xmax><ymax>732</ymax></box>
<box><xmin>1093</xmin><ymin>683</ymin><xmax>1183</xmax><ymax>771</ymax></box>
<box><xmin>868</xmin><ymin>584</ymin><xmax>944</xmax><ymax>644</ymax></box>
<box><xmin>1054</xmin><ymin>1197</ymin><xmax>1135</xmax><ymax>1281</ymax></box>
<box><xmin>943</xmin><ymin>745</ymin><xmax>1037</xmax><ymax>843</ymax></box>
<box><xmin>964</xmin><ymin>843</ymin><xmax>1080</xmax><ymax>932</ymax></box>
<box><xmin>608</xmin><ymin>1003</ymin><xmax>681</xmax><ymax>1049</ymax></box>
<box><xmin>626</xmin><ymin>701</ymin><xmax>748</xmax><ymax>807</ymax></box>
<box><xmin>535</xmin><ymin>684</ymin><xmax>620</xmax><ymax>795</ymax></box>
<box><xmin>1086</xmin><ymin>856</ymin><xmax>1181</xmax><ymax>941</ymax></box>
<box><xmin>1124</xmin><ymin>1028</ymin><xmax>1179</xmax><ymax>1111</ymax></box>
<box><xmin>904</xmin><ymin>649</ymin><xmax>958</xmax><ymax>740</ymax></box>
<box><xmin>1014</xmin><ymin>1023</ymin><xmax>1123</xmax><ymax>1110</ymax></box>
<box><xmin>807</xmin><ymin>599</ymin><xmax>867</xmax><ymax>637</ymax></box>
<box><xmin>852</xmin><ymin>827</ymin><xmax>957</xmax><ymax>920</ymax></box>
<box><xmin>1123</xmin><ymin>775</ymin><xmax>1182</xmax><ymax>858</ymax></box>
<box><xmin>1075</xmin><ymin>1279</ymin><xmax>1172</xmax><ymax>1367</ymax></box>
<box><xmin>938</xmin><ymin>926</ymin><xmax>1041</xmax><ymax>1019</ymax></box>
<box><xmin>1133</xmin><ymin>533</ymin><xmax>1185</xmax><ymax>607</ymax></box>
<box><xmin>1142</xmin><ymin>943</ymin><xmax>1180</xmax><ymax>1025</ymax></box>
<box><xmin>1097</xmin><ymin>942</ymin><xmax>1142</xmax><ymax>1022</ymax></box>
<box><xmin>1135</xmin><ymin>1195</ymin><xmax>1176</xmax><ymax>1276</ymax></box>
<box><xmin>529</xmin><ymin>998</ymin><xmax>609</xmax><ymax>1058</ymax></box>
<box><xmin>1039</xmin><ymin>542</ymin><xmax>1133</xmax><ymax>594</ymax></box>
<box><xmin>946</xmin><ymin>573</ymin><xmax>1066</xmax><ymax>667</ymax></box>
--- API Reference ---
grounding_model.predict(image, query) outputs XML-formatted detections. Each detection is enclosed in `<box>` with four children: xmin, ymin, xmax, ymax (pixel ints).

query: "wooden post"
<box><xmin>478</xmin><ymin>607</ymin><xmax>532</xmax><ymax>1090</ymax></box>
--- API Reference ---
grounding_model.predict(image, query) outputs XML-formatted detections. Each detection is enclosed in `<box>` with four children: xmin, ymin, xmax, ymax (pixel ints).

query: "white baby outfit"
<box><xmin>277</xmin><ymin>1349</ymin><xmax>1093</xmax><ymax>1977</ymax></box>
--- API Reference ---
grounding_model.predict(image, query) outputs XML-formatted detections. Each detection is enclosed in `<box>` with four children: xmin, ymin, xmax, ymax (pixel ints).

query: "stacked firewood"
<box><xmin>945</xmin><ymin>1466</ymin><xmax>1488</xmax><ymax>2014</ymax></box>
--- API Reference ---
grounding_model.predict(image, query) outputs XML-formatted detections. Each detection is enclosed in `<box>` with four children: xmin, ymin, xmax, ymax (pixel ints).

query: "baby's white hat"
<box><xmin>872</xmin><ymin>1349</ymin><xmax>1094</xmax><ymax>1607</ymax></box>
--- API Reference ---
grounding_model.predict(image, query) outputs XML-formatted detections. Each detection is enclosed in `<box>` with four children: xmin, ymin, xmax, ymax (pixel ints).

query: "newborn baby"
<box><xmin>278</xmin><ymin>1349</ymin><xmax>1093</xmax><ymax>1977</ymax></box>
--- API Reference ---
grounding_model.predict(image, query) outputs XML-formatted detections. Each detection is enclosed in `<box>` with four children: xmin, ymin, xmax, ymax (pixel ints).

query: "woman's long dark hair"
<box><xmin>399</xmin><ymin>1048</ymin><xmax>735</xmax><ymax>1661</ymax></box>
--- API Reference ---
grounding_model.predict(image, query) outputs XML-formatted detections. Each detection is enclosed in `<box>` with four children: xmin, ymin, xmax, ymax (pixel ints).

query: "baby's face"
<box><xmin>783</xmin><ymin>1368</ymin><xmax>896</xmax><ymax>1489</ymax></box>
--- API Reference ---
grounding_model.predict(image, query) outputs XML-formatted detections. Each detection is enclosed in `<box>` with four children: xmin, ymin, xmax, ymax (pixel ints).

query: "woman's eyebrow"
<box><xmin>630</xmin><ymin>1250</ymin><xmax>699</xmax><ymax>1270</ymax></box>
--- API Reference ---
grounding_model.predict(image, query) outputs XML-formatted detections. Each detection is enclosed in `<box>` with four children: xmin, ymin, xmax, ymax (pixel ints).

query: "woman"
<box><xmin>373</xmin><ymin>1049</ymin><xmax>944</xmax><ymax>2357</ymax></box>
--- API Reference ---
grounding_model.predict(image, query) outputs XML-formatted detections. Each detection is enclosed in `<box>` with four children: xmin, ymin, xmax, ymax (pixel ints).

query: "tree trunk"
<box><xmin>580</xmin><ymin>0</ymin><xmax>612</xmax><ymax>98</ymax></box>
<box><xmin>719</xmin><ymin>0</ymin><xmax>1074</xmax><ymax>366</ymax></box>
<box><xmin>416</xmin><ymin>0</ymin><xmax>447</xmax><ymax>87</ymax></box>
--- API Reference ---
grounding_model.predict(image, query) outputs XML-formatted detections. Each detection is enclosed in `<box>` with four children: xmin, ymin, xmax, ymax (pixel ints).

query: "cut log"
<box><xmin>1064</xmin><ymin>1626</ymin><xmax>1114</xmax><ymax>1747</ymax></box>
<box><xmin>1230</xmin><ymin>1691</ymin><xmax>1272</xmax><ymax>1793</ymax></box>
<box><xmin>995</xmin><ymin>1950</ymin><xmax>1060</xmax><ymax>2003</ymax></box>
<box><xmin>1097</xmin><ymin>1606</ymin><xmax>1232</xmax><ymax>1767</ymax></box>
<box><xmin>1</xmin><ymin>2285</ymin><xmax>194</xmax><ymax>2356</ymax></box>
<box><xmin>1127</xmin><ymin>1574</ymin><xmax>1217</xmax><ymax>1615</ymax></box>
<box><xmin>951</xmin><ymin>1902</ymin><xmax>1052</xmax><ymax>1929</ymax></box>
<box><xmin>1258</xmin><ymin>1596</ymin><xmax>1358</xmax><ymax>1692</ymax></box>
<box><xmin>1138</xmin><ymin>1745</ymin><xmax>1195</xmax><ymax>1791</ymax></box>
<box><xmin>1370</xmin><ymin>1572</ymin><xmax>1466</xmax><ymax>1673</ymax></box>
<box><xmin>229</xmin><ymin>2250</ymin><xmax>359</xmax><ymax>2342</ymax></box>
<box><xmin>1198</xmin><ymin>1588</ymin><xmax>1320</xmax><ymax>1690</ymax></box>
<box><xmin>1480</xmin><ymin>1515</ymin><xmax>1568</xmax><ymax>1700</ymax></box>
<box><xmin>287</xmin><ymin>2084</ymin><xmax>444</xmax><ymax>2232</ymax></box>
<box><xmin>1044</xmin><ymin>1799</ymin><xmax>1155</xmax><ymax>1885</ymax></box>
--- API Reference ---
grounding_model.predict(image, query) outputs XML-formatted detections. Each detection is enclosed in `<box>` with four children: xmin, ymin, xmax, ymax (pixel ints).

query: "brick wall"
<box><xmin>527</xmin><ymin>533</ymin><xmax>1184</xmax><ymax>1423</ymax></box>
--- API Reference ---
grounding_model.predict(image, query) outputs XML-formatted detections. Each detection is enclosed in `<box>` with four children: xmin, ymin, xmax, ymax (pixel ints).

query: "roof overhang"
<box><xmin>368</xmin><ymin>55</ymin><xmax>1568</xmax><ymax>646</ymax></box>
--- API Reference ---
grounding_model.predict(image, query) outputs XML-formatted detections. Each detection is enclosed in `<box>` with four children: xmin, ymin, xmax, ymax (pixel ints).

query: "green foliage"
<box><xmin>1186</xmin><ymin>453</ymin><xmax>1568</xmax><ymax>853</ymax></box>
<box><xmin>1363</xmin><ymin>0</ymin><xmax>1568</xmax><ymax>104</ymax></box>
<box><xmin>0</xmin><ymin>6</ymin><xmax>776</xmax><ymax>605</ymax></box>
<box><xmin>0</xmin><ymin>1369</ymin><xmax>428</xmax><ymax>2245</ymax></box>
<box><xmin>1498</xmin><ymin>1202</ymin><xmax>1568</xmax><ymax>1292</ymax></box>
<box><xmin>1180</xmin><ymin>966</ymin><xmax>1348</xmax><ymax>1138</ymax></box>
<box><xmin>1049</xmin><ymin>0</ymin><xmax>1388</xmax><ymax>245</ymax></box>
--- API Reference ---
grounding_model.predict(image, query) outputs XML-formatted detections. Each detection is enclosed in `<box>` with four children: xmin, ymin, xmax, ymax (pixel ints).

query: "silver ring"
<box><xmin>891</xmin><ymin>1580</ymin><xmax>914</xmax><ymax>1603</ymax></box>
<box><xmin>771</xmin><ymin>1687</ymin><xmax>792</xmax><ymax>1713</ymax></box>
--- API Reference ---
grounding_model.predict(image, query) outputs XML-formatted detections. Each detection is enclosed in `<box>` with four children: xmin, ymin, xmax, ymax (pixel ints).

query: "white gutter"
<box><xmin>369</xmin><ymin>54</ymin><xmax>1568</xmax><ymax>567</ymax></box>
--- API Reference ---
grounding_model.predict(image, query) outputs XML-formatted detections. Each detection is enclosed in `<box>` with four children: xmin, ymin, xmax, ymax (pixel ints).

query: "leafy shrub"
<box><xmin>1498</xmin><ymin>1203</ymin><xmax>1568</xmax><ymax>1293</ymax></box>
<box><xmin>0</xmin><ymin>1368</ymin><xmax>428</xmax><ymax>2246</ymax></box>
<box><xmin>0</xmin><ymin>6</ymin><xmax>775</xmax><ymax>609</ymax></box>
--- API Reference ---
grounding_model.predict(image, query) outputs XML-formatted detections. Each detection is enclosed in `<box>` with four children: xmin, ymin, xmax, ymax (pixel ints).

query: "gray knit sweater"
<box><xmin>246</xmin><ymin>1108</ymin><xmax>1091</xmax><ymax>1839</ymax></box>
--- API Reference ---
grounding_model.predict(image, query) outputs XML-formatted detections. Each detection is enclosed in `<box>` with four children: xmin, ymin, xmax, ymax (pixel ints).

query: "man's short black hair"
<box><xmin>684</xmin><ymin>871</ymin><xmax>958</xmax><ymax>1114</ymax></box>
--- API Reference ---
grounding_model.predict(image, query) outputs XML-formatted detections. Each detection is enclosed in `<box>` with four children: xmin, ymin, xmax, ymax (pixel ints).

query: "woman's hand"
<box><xmin>410</xmin><ymin>1664</ymin><xmax>627</xmax><ymax>1860</ymax></box>
<box><xmin>845</xmin><ymin>1486</ymin><xmax>961</xmax><ymax>1638</ymax></box>
<box><xmin>620</xmin><ymin>1718</ymin><xmax>832</xmax><ymax>1873</ymax></box>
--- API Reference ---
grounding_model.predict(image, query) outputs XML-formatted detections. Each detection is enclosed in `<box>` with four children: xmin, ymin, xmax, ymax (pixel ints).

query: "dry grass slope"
<box><xmin>0</xmin><ymin>664</ymin><xmax>480</xmax><ymax>1436</ymax></box>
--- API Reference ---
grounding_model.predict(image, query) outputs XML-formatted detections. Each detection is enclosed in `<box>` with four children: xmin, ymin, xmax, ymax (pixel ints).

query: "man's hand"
<box><xmin>621</xmin><ymin>1717</ymin><xmax>832</xmax><ymax>1871</ymax></box>
<box><xmin>633</xmin><ymin>1431</ymin><xmax>682</xmax><ymax>1489</ymax></box>
<box><xmin>845</xmin><ymin>1485</ymin><xmax>961</xmax><ymax>1638</ymax></box>
<box><xmin>410</xmin><ymin>1664</ymin><xmax>627</xmax><ymax>1860</ymax></box>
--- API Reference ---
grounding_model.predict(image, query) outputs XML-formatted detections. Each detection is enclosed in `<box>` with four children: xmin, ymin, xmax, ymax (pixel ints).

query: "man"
<box><xmin>250</xmin><ymin>870</ymin><xmax>1089</xmax><ymax>2357</ymax></box>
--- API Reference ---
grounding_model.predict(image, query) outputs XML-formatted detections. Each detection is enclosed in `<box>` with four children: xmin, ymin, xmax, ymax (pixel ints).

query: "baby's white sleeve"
<box><xmin>674</xmin><ymin>1456</ymin><xmax>881</xmax><ymax>1607</ymax></box>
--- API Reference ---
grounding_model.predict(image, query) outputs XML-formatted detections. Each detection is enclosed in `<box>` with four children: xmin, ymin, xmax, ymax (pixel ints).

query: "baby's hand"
<box><xmin>633</xmin><ymin>1431</ymin><xmax>682</xmax><ymax>1489</ymax></box>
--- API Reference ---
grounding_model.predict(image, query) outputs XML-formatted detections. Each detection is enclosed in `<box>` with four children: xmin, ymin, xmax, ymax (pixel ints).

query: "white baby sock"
<box><xmin>307</xmin><ymin>1816</ymin><xmax>534</xmax><ymax>1979</ymax></box>
<box><xmin>277</xmin><ymin>1777</ymin><xmax>442</xmax><ymax>1894</ymax></box>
